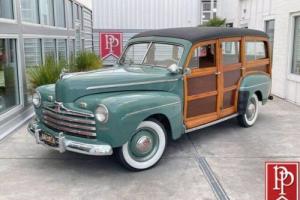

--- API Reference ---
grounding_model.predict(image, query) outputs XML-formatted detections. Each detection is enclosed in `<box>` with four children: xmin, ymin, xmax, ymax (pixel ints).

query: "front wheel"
<box><xmin>238</xmin><ymin>93</ymin><xmax>259</xmax><ymax>127</ymax></box>
<box><xmin>116</xmin><ymin>119</ymin><xmax>167</xmax><ymax>171</ymax></box>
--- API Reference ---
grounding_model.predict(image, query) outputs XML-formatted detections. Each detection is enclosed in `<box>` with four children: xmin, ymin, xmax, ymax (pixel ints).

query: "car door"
<box><xmin>219</xmin><ymin>37</ymin><xmax>243</xmax><ymax>117</ymax></box>
<box><xmin>184</xmin><ymin>40</ymin><xmax>222</xmax><ymax>129</ymax></box>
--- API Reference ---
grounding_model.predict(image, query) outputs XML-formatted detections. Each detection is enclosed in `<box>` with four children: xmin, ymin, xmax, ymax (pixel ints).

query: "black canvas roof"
<box><xmin>132</xmin><ymin>27</ymin><xmax>268</xmax><ymax>43</ymax></box>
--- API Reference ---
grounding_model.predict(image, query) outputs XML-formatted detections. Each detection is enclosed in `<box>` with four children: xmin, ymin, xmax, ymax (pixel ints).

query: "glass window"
<box><xmin>0</xmin><ymin>39</ymin><xmax>20</xmax><ymax>113</ymax></box>
<box><xmin>292</xmin><ymin>16</ymin><xmax>300</xmax><ymax>75</ymax></box>
<box><xmin>120</xmin><ymin>43</ymin><xmax>184</xmax><ymax>68</ymax></box>
<box><xmin>0</xmin><ymin>0</ymin><xmax>14</xmax><ymax>19</ymax></box>
<box><xmin>54</xmin><ymin>0</ymin><xmax>65</xmax><ymax>27</ymax></box>
<box><xmin>24</xmin><ymin>38</ymin><xmax>42</xmax><ymax>101</ymax></box>
<box><xmin>74</xmin><ymin>4</ymin><xmax>80</xmax><ymax>20</ymax></box>
<box><xmin>222</xmin><ymin>41</ymin><xmax>240</xmax><ymax>65</ymax></box>
<box><xmin>43</xmin><ymin>39</ymin><xmax>56</xmax><ymax>59</ymax></box>
<box><xmin>246</xmin><ymin>41</ymin><xmax>267</xmax><ymax>61</ymax></box>
<box><xmin>69</xmin><ymin>39</ymin><xmax>75</xmax><ymax>61</ymax></box>
<box><xmin>213</xmin><ymin>12</ymin><xmax>217</xmax><ymax>19</ymax></box>
<box><xmin>265</xmin><ymin>20</ymin><xmax>275</xmax><ymax>50</ymax></box>
<box><xmin>203</xmin><ymin>2</ymin><xmax>211</xmax><ymax>11</ymax></box>
<box><xmin>67</xmin><ymin>0</ymin><xmax>73</xmax><ymax>28</ymax></box>
<box><xmin>24</xmin><ymin>39</ymin><xmax>42</xmax><ymax>67</ymax></box>
<box><xmin>189</xmin><ymin>43</ymin><xmax>216</xmax><ymax>68</ymax></box>
<box><xmin>75</xmin><ymin>29</ymin><xmax>81</xmax><ymax>53</ymax></box>
<box><xmin>203</xmin><ymin>13</ymin><xmax>210</xmax><ymax>20</ymax></box>
<box><xmin>57</xmin><ymin>39</ymin><xmax>67</xmax><ymax>61</ymax></box>
<box><xmin>40</xmin><ymin>0</ymin><xmax>54</xmax><ymax>26</ymax></box>
<box><xmin>21</xmin><ymin>0</ymin><xmax>39</xmax><ymax>23</ymax></box>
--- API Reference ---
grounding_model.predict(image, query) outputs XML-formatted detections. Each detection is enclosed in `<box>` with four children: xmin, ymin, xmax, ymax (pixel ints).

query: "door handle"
<box><xmin>215</xmin><ymin>72</ymin><xmax>221</xmax><ymax>75</ymax></box>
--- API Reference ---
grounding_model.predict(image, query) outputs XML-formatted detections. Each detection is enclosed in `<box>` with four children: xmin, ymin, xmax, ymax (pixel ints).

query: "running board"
<box><xmin>185</xmin><ymin>114</ymin><xmax>239</xmax><ymax>133</ymax></box>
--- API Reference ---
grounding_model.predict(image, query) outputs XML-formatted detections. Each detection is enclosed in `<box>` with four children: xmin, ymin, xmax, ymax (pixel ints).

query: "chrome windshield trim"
<box><xmin>87</xmin><ymin>78</ymin><xmax>179</xmax><ymax>90</ymax></box>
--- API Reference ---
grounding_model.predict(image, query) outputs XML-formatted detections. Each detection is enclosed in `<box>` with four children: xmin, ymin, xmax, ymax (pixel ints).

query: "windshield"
<box><xmin>119</xmin><ymin>42</ymin><xmax>184</xmax><ymax>68</ymax></box>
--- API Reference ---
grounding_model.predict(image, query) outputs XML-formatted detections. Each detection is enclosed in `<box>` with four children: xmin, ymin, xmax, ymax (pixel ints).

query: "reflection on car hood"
<box><xmin>55</xmin><ymin>65</ymin><xmax>181</xmax><ymax>102</ymax></box>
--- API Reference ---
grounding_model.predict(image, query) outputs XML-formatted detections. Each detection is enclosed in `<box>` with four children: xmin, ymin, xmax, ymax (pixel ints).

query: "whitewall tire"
<box><xmin>117</xmin><ymin>119</ymin><xmax>167</xmax><ymax>171</ymax></box>
<box><xmin>238</xmin><ymin>93</ymin><xmax>259</xmax><ymax>127</ymax></box>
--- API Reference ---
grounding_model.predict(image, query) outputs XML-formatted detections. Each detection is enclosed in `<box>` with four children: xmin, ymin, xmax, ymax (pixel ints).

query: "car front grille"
<box><xmin>42</xmin><ymin>103</ymin><xmax>96</xmax><ymax>139</ymax></box>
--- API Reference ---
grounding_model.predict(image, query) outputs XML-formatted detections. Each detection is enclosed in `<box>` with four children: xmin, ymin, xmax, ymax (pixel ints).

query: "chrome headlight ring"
<box><xmin>95</xmin><ymin>104</ymin><xmax>109</xmax><ymax>123</ymax></box>
<box><xmin>32</xmin><ymin>91</ymin><xmax>41</xmax><ymax>108</ymax></box>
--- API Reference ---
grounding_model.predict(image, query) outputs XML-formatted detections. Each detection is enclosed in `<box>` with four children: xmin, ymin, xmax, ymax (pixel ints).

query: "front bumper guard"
<box><xmin>27</xmin><ymin>120</ymin><xmax>113</xmax><ymax>156</ymax></box>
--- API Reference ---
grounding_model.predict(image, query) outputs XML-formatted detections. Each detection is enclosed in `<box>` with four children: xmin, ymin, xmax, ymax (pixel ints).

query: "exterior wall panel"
<box><xmin>217</xmin><ymin>0</ymin><xmax>300</xmax><ymax>105</ymax></box>
<box><xmin>93</xmin><ymin>0</ymin><xmax>201</xmax><ymax>29</ymax></box>
<box><xmin>92</xmin><ymin>0</ymin><xmax>202</xmax><ymax>65</ymax></box>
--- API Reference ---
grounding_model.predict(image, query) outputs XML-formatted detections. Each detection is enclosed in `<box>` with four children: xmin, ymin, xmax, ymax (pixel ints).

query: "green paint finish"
<box><xmin>129</xmin><ymin>129</ymin><xmax>158</xmax><ymax>160</ymax></box>
<box><xmin>75</xmin><ymin>91</ymin><xmax>183</xmax><ymax>147</ymax></box>
<box><xmin>239</xmin><ymin>73</ymin><xmax>271</xmax><ymax>105</ymax></box>
<box><xmin>31</xmin><ymin>35</ymin><xmax>271</xmax><ymax>152</ymax></box>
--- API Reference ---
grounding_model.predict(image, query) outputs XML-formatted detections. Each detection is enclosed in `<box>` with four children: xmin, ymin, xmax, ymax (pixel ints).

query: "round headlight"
<box><xmin>95</xmin><ymin>104</ymin><xmax>108</xmax><ymax>123</ymax></box>
<box><xmin>32</xmin><ymin>92</ymin><xmax>41</xmax><ymax>108</ymax></box>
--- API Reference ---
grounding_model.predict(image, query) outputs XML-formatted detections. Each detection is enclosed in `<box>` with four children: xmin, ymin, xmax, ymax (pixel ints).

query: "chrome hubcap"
<box><xmin>246</xmin><ymin>102</ymin><xmax>256</xmax><ymax>120</ymax></box>
<box><xmin>136</xmin><ymin>136</ymin><xmax>153</xmax><ymax>154</ymax></box>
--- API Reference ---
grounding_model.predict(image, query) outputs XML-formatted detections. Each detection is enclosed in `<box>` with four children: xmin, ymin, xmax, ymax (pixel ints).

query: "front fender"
<box><xmin>76</xmin><ymin>91</ymin><xmax>183</xmax><ymax>148</ymax></box>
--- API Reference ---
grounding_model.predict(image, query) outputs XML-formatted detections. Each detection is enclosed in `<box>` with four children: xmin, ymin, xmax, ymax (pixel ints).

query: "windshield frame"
<box><xmin>118</xmin><ymin>41</ymin><xmax>185</xmax><ymax>68</ymax></box>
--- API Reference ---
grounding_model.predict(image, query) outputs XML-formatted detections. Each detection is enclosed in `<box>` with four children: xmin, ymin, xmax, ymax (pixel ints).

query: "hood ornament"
<box><xmin>59</xmin><ymin>68</ymin><xmax>69</xmax><ymax>80</ymax></box>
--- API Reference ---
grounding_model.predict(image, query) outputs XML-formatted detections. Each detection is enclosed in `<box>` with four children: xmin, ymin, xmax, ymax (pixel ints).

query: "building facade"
<box><xmin>92</xmin><ymin>0</ymin><xmax>217</xmax><ymax>65</ymax></box>
<box><xmin>217</xmin><ymin>0</ymin><xmax>300</xmax><ymax>105</ymax></box>
<box><xmin>0</xmin><ymin>0</ymin><xmax>92</xmax><ymax>126</ymax></box>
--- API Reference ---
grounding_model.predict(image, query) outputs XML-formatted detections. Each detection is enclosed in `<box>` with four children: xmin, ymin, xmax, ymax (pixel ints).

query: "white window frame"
<box><xmin>288</xmin><ymin>12</ymin><xmax>300</xmax><ymax>82</ymax></box>
<box><xmin>0</xmin><ymin>0</ymin><xmax>17</xmax><ymax>24</ymax></box>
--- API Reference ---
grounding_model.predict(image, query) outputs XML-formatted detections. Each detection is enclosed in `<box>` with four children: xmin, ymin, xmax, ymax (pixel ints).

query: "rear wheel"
<box><xmin>238</xmin><ymin>93</ymin><xmax>259</xmax><ymax>127</ymax></box>
<box><xmin>117</xmin><ymin>119</ymin><xmax>167</xmax><ymax>171</ymax></box>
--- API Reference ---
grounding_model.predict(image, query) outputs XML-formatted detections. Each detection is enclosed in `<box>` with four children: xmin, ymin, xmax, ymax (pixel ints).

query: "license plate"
<box><xmin>40</xmin><ymin>132</ymin><xmax>57</xmax><ymax>146</ymax></box>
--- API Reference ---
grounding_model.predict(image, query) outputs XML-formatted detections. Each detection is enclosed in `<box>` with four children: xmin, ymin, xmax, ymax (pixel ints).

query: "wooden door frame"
<box><xmin>219</xmin><ymin>37</ymin><xmax>243</xmax><ymax>117</ymax></box>
<box><xmin>183</xmin><ymin>39</ymin><xmax>221</xmax><ymax>128</ymax></box>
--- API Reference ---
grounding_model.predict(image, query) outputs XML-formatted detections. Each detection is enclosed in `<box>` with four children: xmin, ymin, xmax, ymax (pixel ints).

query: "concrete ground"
<box><xmin>0</xmin><ymin>97</ymin><xmax>299</xmax><ymax>200</ymax></box>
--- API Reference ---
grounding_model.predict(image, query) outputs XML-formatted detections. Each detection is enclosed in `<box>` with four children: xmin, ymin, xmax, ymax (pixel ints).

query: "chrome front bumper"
<box><xmin>27</xmin><ymin>120</ymin><xmax>113</xmax><ymax>156</ymax></box>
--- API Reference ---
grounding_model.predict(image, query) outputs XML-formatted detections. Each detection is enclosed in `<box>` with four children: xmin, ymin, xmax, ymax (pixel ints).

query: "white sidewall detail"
<box><xmin>122</xmin><ymin>121</ymin><xmax>166</xmax><ymax>170</ymax></box>
<box><xmin>244</xmin><ymin>94</ymin><xmax>259</xmax><ymax>126</ymax></box>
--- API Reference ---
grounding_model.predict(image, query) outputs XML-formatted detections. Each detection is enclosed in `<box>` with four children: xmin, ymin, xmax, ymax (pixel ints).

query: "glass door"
<box><xmin>0</xmin><ymin>39</ymin><xmax>20</xmax><ymax>114</ymax></box>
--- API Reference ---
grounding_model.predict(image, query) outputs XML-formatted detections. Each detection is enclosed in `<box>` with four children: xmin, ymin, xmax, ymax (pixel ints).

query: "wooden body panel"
<box><xmin>184</xmin><ymin>36</ymin><xmax>271</xmax><ymax>129</ymax></box>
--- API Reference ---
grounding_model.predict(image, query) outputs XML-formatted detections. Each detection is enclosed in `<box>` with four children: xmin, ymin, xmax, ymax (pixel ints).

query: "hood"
<box><xmin>55</xmin><ymin>66</ymin><xmax>181</xmax><ymax>102</ymax></box>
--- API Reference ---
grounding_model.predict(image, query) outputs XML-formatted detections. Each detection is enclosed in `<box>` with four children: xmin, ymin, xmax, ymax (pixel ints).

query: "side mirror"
<box><xmin>183</xmin><ymin>68</ymin><xmax>191</xmax><ymax>75</ymax></box>
<box><xmin>167</xmin><ymin>64</ymin><xmax>180</xmax><ymax>74</ymax></box>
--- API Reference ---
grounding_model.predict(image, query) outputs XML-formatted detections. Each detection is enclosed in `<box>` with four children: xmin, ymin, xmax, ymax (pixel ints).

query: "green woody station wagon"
<box><xmin>28</xmin><ymin>27</ymin><xmax>272</xmax><ymax>170</ymax></box>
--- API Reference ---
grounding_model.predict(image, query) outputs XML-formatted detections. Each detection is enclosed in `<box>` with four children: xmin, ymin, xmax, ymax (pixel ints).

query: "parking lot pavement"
<box><xmin>0</xmin><ymin>97</ymin><xmax>299</xmax><ymax>200</ymax></box>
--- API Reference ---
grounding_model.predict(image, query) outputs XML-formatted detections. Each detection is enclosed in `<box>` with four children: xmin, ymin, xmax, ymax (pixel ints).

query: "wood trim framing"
<box><xmin>183</xmin><ymin>35</ymin><xmax>271</xmax><ymax>129</ymax></box>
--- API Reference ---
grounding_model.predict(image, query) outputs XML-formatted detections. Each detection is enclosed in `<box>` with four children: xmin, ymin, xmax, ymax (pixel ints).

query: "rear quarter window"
<box><xmin>246</xmin><ymin>41</ymin><xmax>267</xmax><ymax>61</ymax></box>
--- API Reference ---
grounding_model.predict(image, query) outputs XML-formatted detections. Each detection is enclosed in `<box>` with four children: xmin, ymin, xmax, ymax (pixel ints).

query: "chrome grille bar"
<box><xmin>42</xmin><ymin>103</ymin><xmax>96</xmax><ymax>138</ymax></box>
<box><xmin>43</xmin><ymin>115</ymin><xmax>96</xmax><ymax>131</ymax></box>
<box><xmin>43</xmin><ymin>120</ymin><xmax>97</xmax><ymax>137</ymax></box>
<box><xmin>44</xmin><ymin>106</ymin><xmax>94</xmax><ymax>118</ymax></box>
<box><xmin>42</xmin><ymin>110</ymin><xmax>95</xmax><ymax>125</ymax></box>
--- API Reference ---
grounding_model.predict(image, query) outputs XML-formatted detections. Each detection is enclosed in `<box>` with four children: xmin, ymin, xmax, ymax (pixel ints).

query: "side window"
<box><xmin>222</xmin><ymin>41</ymin><xmax>240</xmax><ymax>65</ymax></box>
<box><xmin>189</xmin><ymin>43</ymin><xmax>216</xmax><ymax>69</ymax></box>
<box><xmin>246</xmin><ymin>41</ymin><xmax>267</xmax><ymax>61</ymax></box>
